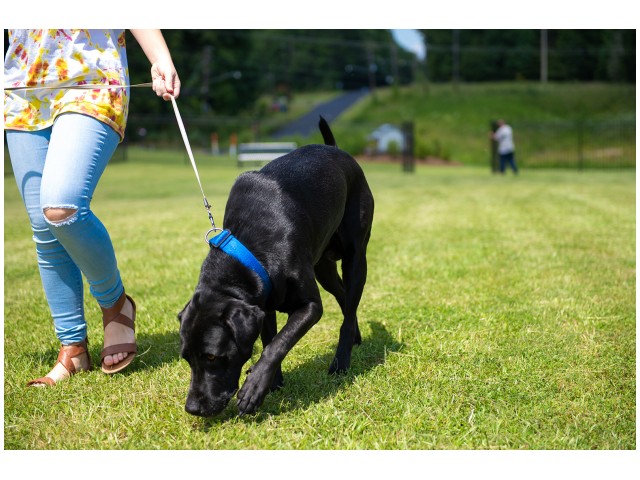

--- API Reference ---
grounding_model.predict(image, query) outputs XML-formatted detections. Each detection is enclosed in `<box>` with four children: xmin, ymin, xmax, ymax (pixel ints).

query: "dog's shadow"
<box><xmin>202</xmin><ymin>320</ymin><xmax>403</xmax><ymax>427</ymax></box>
<box><xmin>130</xmin><ymin>330</ymin><xmax>182</xmax><ymax>372</ymax></box>
<box><xmin>102</xmin><ymin>321</ymin><xmax>401</xmax><ymax>426</ymax></box>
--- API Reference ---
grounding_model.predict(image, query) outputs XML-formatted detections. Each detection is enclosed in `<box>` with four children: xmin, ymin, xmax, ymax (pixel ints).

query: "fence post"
<box><xmin>402</xmin><ymin>121</ymin><xmax>415</xmax><ymax>173</ymax></box>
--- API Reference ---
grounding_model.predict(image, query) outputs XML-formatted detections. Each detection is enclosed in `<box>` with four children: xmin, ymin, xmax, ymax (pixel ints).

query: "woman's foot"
<box><xmin>100</xmin><ymin>293</ymin><xmax>137</xmax><ymax>374</ymax></box>
<box><xmin>27</xmin><ymin>340</ymin><xmax>91</xmax><ymax>387</ymax></box>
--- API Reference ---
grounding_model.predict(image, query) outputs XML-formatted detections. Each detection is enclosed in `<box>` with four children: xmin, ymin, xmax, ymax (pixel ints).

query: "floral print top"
<box><xmin>4</xmin><ymin>29</ymin><xmax>130</xmax><ymax>140</ymax></box>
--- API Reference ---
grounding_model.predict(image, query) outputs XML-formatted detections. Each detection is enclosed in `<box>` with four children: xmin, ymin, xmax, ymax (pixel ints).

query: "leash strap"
<box><xmin>209</xmin><ymin>229</ymin><xmax>272</xmax><ymax>299</ymax></box>
<box><xmin>169</xmin><ymin>95</ymin><xmax>218</xmax><ymax>232</ymax></box>
<box><xmin>3</xmin><ymin>82</ymin><xmax>153</xmax><ymax>91</ymax></box>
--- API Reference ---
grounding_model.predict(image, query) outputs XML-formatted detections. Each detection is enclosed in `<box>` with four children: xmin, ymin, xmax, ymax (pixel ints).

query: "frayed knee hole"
<box><xmin>43</xmin><ymin>207</ymin><xmax>78</xmax><ymax>223</ymax></box>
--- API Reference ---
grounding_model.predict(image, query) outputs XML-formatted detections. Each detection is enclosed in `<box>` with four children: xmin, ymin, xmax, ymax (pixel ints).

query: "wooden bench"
<box><xmin>237</xmin><ymin>142</ymin><xmax>297</xmax><ymax>167</ymax></box>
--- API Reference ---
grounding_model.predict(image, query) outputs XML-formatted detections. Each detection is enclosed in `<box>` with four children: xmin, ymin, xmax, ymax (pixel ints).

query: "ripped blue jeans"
<box><xmin>6</xmin><ymin>113</ymin><xmax>124</xmax><ymax>345</ymax></box>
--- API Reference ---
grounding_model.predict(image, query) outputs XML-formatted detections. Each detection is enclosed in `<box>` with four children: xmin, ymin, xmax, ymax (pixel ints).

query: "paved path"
<box><xmin>272</xmin><ymin>89</ymin><xmax>370</xmax><ymax>139</ymax></box>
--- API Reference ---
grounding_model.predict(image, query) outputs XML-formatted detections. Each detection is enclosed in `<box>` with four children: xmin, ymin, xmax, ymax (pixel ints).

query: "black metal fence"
<box><xmin>493</xmin><ymin>118</ymin><xmax>635</xmax><ymax>170</ymax></box>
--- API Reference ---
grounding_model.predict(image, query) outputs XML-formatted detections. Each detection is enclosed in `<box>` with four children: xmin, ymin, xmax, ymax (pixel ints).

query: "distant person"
<box><xmin>4</xmin><ymin>29</ymin><xmax>181</xmax><ymax>386</ymax></box>
<box><xmin>491</xmin><ymin>119</ymin><xmax>518</xmax><ymax>174</ymax></box>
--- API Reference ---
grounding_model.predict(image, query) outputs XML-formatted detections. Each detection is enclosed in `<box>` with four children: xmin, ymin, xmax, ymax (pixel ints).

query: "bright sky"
<box><xmin>391</xmin><ymin>29</ymin><xmax>426</xmax><ymax>60</ymax></box>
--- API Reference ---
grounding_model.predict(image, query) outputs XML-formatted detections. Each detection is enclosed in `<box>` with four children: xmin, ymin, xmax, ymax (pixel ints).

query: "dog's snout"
<box><xmin>185</xmin><ymin>396</ymin><xmax>205</xmax><ymax>417</ymax></box>
<box><xmin>185</xmin><ymin>385</ymin><xmax>233</xmax><ymax>417</ymax></box>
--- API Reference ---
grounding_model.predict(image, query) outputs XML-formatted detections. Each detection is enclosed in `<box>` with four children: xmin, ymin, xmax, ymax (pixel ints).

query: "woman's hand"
<box><xmin>130</xmin><ymin>29</ymin><xmax>181</xmax><ymax>100</ymax></box>
<box><xmin>151</xmin><ymin>58</ymin><xmax>181</xmax><ymax>100</ymax></box>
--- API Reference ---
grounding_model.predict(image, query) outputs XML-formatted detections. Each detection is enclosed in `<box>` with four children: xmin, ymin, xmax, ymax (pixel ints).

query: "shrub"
<box><xmin>416</xmin><ymin>138</ymin><xmax>451</xmax><ymax>161</ymax></box>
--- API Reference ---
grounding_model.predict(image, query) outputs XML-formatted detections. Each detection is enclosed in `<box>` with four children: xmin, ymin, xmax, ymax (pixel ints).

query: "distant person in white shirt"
<box><xmin>492</xmin><ymin>119</ymin><xmax>518</xmax><ymax>174</ymax></box>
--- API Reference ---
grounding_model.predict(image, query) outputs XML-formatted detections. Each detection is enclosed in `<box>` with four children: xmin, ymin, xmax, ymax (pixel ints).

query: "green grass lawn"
<box><xmin>3</xmin><ymin>148</ymin><xmax>635</xmax><ymax>450</ymax></box>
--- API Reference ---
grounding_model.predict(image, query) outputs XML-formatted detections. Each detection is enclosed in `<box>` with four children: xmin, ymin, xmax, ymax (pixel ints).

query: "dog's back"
<box><xmin>258</xmin><ymin>116</ymin><xmax>361</xmax><ymax>198</ymax></box>
<box><xmin>224</xmin><ymin>118</ymin><xmax>371</xmax><ymax>261</ymax></box>
<box><xmin>229</xmin><ymin>149</ymin><xmax>357</xmax><ymax>257</ymax></box>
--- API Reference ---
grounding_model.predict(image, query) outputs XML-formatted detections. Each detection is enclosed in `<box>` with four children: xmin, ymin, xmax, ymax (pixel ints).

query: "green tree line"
<box><xmin>125</xmin><ymin>29</ymin><xmax>636</xmax><ymax>124</ymax></box>
<box><xmin>126</xmin><ymin>29</ymin><xmax>415</xmax><ymax>118</ymax></box>
<box><xmin>421</xmin><ymin>29</ymin><xmax>635</xmax><ymax>83</ymax></box>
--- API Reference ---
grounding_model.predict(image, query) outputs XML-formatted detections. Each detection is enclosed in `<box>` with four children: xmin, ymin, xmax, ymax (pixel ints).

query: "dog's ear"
<box><xmin>224</xmin><ymin>302</ymin><xmax>265</xmax><ymax>358</ymax></box>
<box><xmin>177</xmin><ymin>291</ymin><xmax>199</xmax><ymax>324</ymax></box>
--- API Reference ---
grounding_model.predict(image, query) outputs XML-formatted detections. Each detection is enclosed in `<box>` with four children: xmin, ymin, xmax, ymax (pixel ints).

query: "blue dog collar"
<box><xmin>209</xmin><ymin>229</ymin><xmax>272</xmax><ymax>299</ymax></box>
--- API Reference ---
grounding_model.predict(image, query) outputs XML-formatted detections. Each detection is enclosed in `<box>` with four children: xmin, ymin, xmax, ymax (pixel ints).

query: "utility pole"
<box><xmin>540</xmin><ymin>29</ymin><xmax>548</xmax><ymax>83</ymax></box>
<box><xmin>366</xmin><ymin>43</ymin><xmax>377</xmax><ymax>93</ymax></box>
<box><xmin>390</xmin><ymin>40</ymin><xmax>399</xmax><ymax>89</ymax></box>
<box><xmin>452</xmin><ymin>29</ymin><xmax>460</xmax><ymax>86</ymax></box>
<box><xmin>201</xmin><ymin>45</ymin><xmax>212</xmax><ymax>112</ymax></box>
<box><xmin>607</xmin><ymin>30</ymin><xmax>624</xmax><ymax>81</ymax></box>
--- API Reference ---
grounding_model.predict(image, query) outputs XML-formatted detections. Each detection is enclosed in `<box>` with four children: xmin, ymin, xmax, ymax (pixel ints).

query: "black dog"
<box><xmin>178</xmin><ymin>117</ymin><xmax>374</xmax><ymax>416</ymax></box>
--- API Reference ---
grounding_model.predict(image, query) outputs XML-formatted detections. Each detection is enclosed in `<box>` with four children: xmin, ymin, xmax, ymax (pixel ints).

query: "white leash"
<box><xmin>5</xmin><ymin>81</ymin><xmax>220</xmax><ymax>240</ymax></box>
<box><xmin>4</xmin><ymin>82</ymin><xmax>153</xmax><ymax>91</ymax></box>
<box><xmin>168</xmin><ymin>95</ymin><xmax>220</xmax><ymax>239</ymax></box>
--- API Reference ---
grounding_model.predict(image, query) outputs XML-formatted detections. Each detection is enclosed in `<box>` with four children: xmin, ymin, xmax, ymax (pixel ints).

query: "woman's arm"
<box><xmin>130</xmin><ymin>29</ymin><xmax>181</xmax><ymax>100</ymax></box>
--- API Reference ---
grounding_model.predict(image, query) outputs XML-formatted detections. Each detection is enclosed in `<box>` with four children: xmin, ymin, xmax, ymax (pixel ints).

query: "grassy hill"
<box><xmin>295</xmin><ymin>82</ymin><xmax>635</xmax><ymax>167</ymax></box>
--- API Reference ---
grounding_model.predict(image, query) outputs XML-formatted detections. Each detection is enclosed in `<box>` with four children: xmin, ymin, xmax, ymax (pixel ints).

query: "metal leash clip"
<box><xmin>203</xmin><ymin>196</ymin><xmax>222</xmax><ymax>244</ymax></box>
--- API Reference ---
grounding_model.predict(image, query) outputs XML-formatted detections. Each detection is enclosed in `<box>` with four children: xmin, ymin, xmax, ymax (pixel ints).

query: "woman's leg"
<box><xmin>40</xmin><ymin>113</ymin><xmax>135</xmax><ymax>369</ymax></box>
<box><xmin>6</xmin><ymin>127</ymin><xmax>88</xmax><ymax>345</ymax></box>
<box><xmin>6</xmin><ymin>127</ymin><xmax>91</xmax><ymax>383</ymax></box>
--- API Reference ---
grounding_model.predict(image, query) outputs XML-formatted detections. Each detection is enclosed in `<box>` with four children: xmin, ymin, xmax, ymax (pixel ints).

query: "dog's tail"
<box><xmin>319</xmin><ymin>115</ymin><xmax>337</xmax><ymax>148</ymax></box>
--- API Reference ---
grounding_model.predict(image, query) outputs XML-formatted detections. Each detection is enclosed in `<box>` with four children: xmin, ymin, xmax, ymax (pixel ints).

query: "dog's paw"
<box><xmin>328</xmin><ymin>356</ymin><xmax>350</xmax><ymax>375</ymax></box>
<box><xmin>237</xmin><ymin>369</ymin><xmax>272</xmax><ymax>415</ymax></box>
<box><xmin>270</xmin><ymin>369</ymin><xmax>284</xmax><ymax>392</ymax></box>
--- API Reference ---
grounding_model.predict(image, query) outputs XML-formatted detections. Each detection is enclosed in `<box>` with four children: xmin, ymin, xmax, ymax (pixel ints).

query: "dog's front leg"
<box><xmin>237</xmin><ymin>299</ymin><xmax>323</xmax><ymax>415</ymax></box>
<box><xmin>260</xmin><ymin>310</ymin><xmax>284</xmax><ymax>391</ymax></box>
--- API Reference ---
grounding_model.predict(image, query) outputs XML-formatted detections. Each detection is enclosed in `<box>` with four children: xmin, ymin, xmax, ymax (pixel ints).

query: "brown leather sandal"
<box><xmin>27</xmin><ymin>338</ymin><xmax>91</xmax><ymax>387</ymax></box>
<box><xmin>100</xmin><ymin>293</ymin><xmax>137</xmax><ymax>374</ymax></box>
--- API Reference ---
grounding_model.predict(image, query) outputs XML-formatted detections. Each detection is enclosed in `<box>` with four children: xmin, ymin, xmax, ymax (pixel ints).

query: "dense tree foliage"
<box><xmin>421</xmin><ymin>29</ymin><xmax>635</xmax><ymax>83</ymax></box>
<box><xmin>126</xmin><ymin>29</ymin><xmax>415</xmax><ymax>118</ymax></box>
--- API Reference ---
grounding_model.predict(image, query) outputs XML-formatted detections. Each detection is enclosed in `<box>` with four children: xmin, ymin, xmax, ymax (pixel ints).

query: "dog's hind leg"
<box><xmin>329</xmin><ymin>248</ymin><xmax>367</xmax><ymax>374</ymax></box>
<box><xmin>314</xmin><ymin>255</ymin><xmax>362</xmax><ymax>346</ymax></box>
<box><xmin>329</xmin><ymin>186</ymin><xmax>373</xmax><ymax>375</ymax></box>
<box><xmin>260</xmin><ymin>310</ymin><xmax>284</xmax><ymax>391</ymax></box>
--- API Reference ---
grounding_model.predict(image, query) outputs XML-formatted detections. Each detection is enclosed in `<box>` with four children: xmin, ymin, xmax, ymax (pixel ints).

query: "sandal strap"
<box><xmin>100</xmin><ymin>294</ymin><xmax>137</xmax><ymax>366</ymax></box>
<box><xmin>100</xmin><ymin>343</ymin><xmax>137</xmax><ymax>361</ymax></box>
<box><xmin>104</xmin><ymin>313</ymin><xmax>135</xmax><ymax>330</ymax></box>
<box><xmin>27</xmin><ymin>376</ymin><xmax>56</xmax><ymax>387</ymax></box>
<box><xmin>102</xmin><ymin>294</ymin><xmax>136</xmax><ymax>330</ymax></box>
<box><xmin>27</xmin><ymin>338</ymin><xmax>90</xmax><ymax>387</ymax></box>
<box><xmin>57</xmin><ymin>339</ymin><xmax>90</xmax><ymax>375</ymax></box>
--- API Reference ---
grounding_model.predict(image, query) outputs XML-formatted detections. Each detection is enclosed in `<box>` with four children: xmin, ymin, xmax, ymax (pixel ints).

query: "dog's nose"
<box><xmin>185</xmin><ymin>397</ymin><xmax>205</xmax><ymax>417</ymax></box>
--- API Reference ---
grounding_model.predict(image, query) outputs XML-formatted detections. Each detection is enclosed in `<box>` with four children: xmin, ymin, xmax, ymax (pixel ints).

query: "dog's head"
<box><xmin>178</xmin><ymin>286</ymin><xmax>264</xmax><ymax>417</ymax></box>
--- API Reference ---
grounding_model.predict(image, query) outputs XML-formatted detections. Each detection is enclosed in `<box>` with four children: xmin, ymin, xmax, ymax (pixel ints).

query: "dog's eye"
<box><xmin>207</xmin><ymin>354</ymin><xmax>216</xmax><ymax>361</ymax></box>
